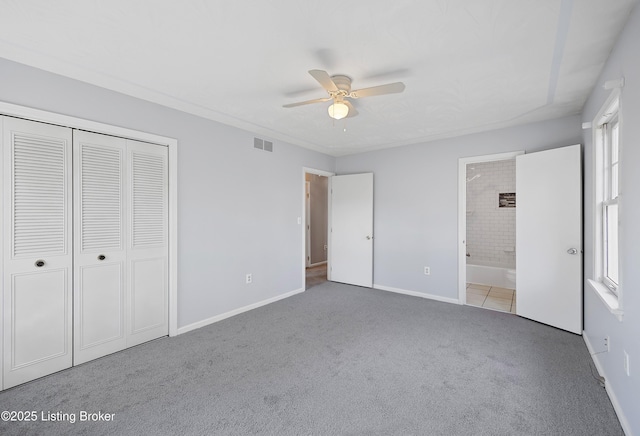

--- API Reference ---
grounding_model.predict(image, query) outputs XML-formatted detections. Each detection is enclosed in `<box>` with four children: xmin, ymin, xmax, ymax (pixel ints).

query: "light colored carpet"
<box><xmin>0</xmin><ymin>282</ymin><xmax>622</xmax><ymax>435</ymax></box>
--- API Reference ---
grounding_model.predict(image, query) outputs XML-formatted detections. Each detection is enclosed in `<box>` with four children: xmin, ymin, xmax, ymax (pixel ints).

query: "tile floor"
<box><xmin>466</xmin><ymin>283</ymin><xmax>516</xmax><ymax>313</ymax></box>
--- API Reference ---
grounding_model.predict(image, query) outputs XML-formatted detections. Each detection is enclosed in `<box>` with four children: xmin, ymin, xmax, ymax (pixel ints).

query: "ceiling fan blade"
<box><xmin>344</xmin><ymin>100</ymin><xmax>358</xmax><ymax>118</ymax></box>
<box><xmin>282</xmin><ymin>97</ymin><xmax>331</xmax><ymax>108</ymax></box>
<box><xmin>308</xmin><ymin>69</ymin><xmax>339</xmax><ymax>93</ymax></box>
<box><xmin>349</xmin><ymin>82</ymin><xmax>405</xmax><ymax>99</ymax></box>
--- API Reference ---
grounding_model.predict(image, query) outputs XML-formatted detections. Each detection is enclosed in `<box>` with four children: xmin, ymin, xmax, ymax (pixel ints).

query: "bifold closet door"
<box><xmin>2</xmin><ymin>117</ymin><xmax>73</xmax><ymax>389</ymax></box>
<box><xmin>126</xmin><ymin>139</ymin><xmax>168</xmax><ymax>347</ymax></box>
<box><xmin>73</xmin><ymin>131</ymin><xmax>127</xmax><ymax>365</ymax></box>
<box><xmin>73</xmin><ymin>132</ymin><xmax>168</xmax><ymax>364</ymax></box>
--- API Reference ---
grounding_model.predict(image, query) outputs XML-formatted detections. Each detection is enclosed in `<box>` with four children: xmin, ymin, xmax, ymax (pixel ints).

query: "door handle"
<box><xmin>98</xmin><ymin>254</ymin><xmax>106</xmax><ymax>261</ymax></box>
<box><xmin>567</xmin><ymin>248</ymin><xmax>578</xmax><ymax>255</ymax></box>
<box><xmin>35</xmin><ymin>259</ymin><xmax>45</xmax><ymax>267</ymax></box>
<box><xmin>366</xmin><ymin>236</ymin><xmax>372</xmax><ymax>240</ymax></box>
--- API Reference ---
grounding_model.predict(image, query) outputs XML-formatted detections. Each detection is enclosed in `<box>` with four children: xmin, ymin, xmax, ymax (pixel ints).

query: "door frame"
<box><xmin>0</xmin><ymin>101</ymin><xmax>179</xmax><ymax>337</ymax></box>
<box><xmin>305</xmin><ymin>181</ymin><xmax>311</xmax><ymax>267</ymax></box>
<box><xmin>302</xmin><ymin>167</ymin><xmax>334</xmax><ymax>290</ymax></box>
<box><xmin>458</xmin><ymin>151</ymin><xmax>523</xmax><ymax>305</ymax></box>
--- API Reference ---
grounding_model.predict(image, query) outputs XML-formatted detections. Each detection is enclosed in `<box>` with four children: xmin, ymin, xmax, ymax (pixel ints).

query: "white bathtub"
<box><xmin>466</xmin><ymin>261</ymin><xmax>515</xmax><ymax>289</ymax></box>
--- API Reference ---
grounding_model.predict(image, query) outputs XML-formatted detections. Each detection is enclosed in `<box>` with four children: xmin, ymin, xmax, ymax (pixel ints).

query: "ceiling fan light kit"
<box><xmin>284</xmin><ymin>69</ymin><xmax>405</xmax><ymax>120</ymax></box>
<box><xmin>328</xmin><ymin>102</ymin><xmax>349</xmax><ymax>119</ymax></box>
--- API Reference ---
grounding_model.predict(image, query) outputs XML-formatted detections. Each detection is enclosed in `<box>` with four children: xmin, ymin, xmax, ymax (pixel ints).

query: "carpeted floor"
<box><xmin>0</xmin><ymin>282</ymin><xmax>622</xmax><ymax>435</ymax></box>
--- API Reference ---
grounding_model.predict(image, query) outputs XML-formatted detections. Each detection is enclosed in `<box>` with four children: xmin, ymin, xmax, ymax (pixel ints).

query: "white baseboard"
<box><xmin>177</xmin><ymin>288</ymin><xmax>304</xmax><ymax>335</ymax></box>
<box><xmin>583</xmin><ymin>332</ymin><xmax>631</xmax><ymax>436</ymax></box>
<box><xmin>373</xmin><ymin>284</ymin><xmax>459</xmax><ymax>305</ymax></box>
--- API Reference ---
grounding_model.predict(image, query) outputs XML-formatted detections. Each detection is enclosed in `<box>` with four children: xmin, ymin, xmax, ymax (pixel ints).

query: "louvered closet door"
<box><xmin>2</xmin><ymin>117</ymin><xmax>72</xmax><ymax>389</ymax></box>
<box><xmin>126</xmin><ymin>139</ymin><xmax>168</xmax><ymax>347</ymax></box>
<box><xmin>73</xmin><ymin>131</ymin><xmax>127</xmax><ymax>365</ymax></box>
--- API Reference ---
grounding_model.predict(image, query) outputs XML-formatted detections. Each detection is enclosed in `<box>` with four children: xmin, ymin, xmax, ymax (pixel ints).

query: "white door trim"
<box><xmin>302</xmin><ymin>167</ymin><xmax>334</xmax><ymax>290</ymax></box>
<box><xmin>0</xmin><ymin>101</ymin><xmax>179</xmax><ymax>337</ymax></box>
<box><xmin>458</xmin><ymin>151</ymin><xmax>523</xmax><ymax>305</ymax></box>
<box><xmin>305</xmin><ymin>181</ymin><xmax>311</xmax><ymax>267</ymax></box>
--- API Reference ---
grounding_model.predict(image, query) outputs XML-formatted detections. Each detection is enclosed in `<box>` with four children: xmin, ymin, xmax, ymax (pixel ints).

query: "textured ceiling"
<box><xmin>0</xmin><ymin>0</ymin><xmax>636</xmax><ymax>156</ymax></box>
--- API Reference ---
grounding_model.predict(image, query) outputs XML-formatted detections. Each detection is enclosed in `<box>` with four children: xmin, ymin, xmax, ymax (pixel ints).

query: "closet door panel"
<box><xmin>126</xmin><ymin>139</ymin><xmax>168</xmax><ymax>347</ymax></box>
<box><xmin>73</xmin><ymin>131</ymin><xmax>127</xmax><ymax>365</ymax></box>
<box><xmin>131</xmin><ymin>258</ymin><xmax>166</xmax><ymax>333</ymax></box>
<box><xmin>76</xmin><ymin>264</ymin><xmax>124</xmax><ymax>348</ymax></box>
<box><xmin>2</xmin><ymin>117</ymin><xmax>72</xmax><ymax>389</ymax></box>
<box><xmin>11</xmin><ymin>270</ymin><xmax>67</xmax><ymax>371</ymax></box>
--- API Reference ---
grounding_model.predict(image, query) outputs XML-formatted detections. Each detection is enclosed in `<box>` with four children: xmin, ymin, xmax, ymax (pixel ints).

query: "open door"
<box><xmin>516</xmin><ymin>144</ymin><xmax>582</xmax><ymax>334</ymax></box>
<box><xmin>329</xmin><ymin>173</ymin><xmax>373</xmax><ymax>288</ymax></box>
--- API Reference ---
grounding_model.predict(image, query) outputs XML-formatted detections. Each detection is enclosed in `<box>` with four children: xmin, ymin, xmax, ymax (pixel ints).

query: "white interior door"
<box><xmin>516</xmin><ymin>144</ymin><xmax>582</xmax><ymax>334</ymax></box>
<box><xmin>74</xmin><ymin>133</ymin><xmax>168</xmax><ymax>361</ymax></box>
<box><xmin>73</xmin><ymin>131</ymin><xmax>127</xmax><ymax>365</ymax></box>
<box><xmin>329</xmin><ymin>173</ymin><xmax>373</xmax><ymax>287</ymax></box>
<box><xmin>2</xmin><ymin>117</ymin><xmax>73</xmax><ymax>388</ymax></box>
<box><xmin>126</xmin><ymin>139</ymin><xmax>169</xmax><ymax>347</ymax></box>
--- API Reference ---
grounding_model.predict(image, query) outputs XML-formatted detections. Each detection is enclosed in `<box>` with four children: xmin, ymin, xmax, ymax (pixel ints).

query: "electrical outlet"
<box><xmin>623</xmin><ymin>350</ymin><xmax>630</xmax><ymax>376</ymax></box>
<box><xmin>246</xmin><ymin>273</ymin><xmax>252</xmax><ymax>284</ymax></box>
<box><xmin>604</xmin><ymin>336</ymin><xmax>610</xmax><ymax>352</ymax></box>
<box><xmin>424</xmin><ymin>266</ymin><xmax>430</xmax><ymax>276</ymax></box>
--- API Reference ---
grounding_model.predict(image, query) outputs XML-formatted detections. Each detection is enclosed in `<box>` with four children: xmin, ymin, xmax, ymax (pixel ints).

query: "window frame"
<box><xmin>601</xmin><ymin>115</ymin><xmax>619</xmax><ymax>293</ymax></box>
<box><xmin>591</xmin><ymin>88</ymin><xmax>621</xmax><ymax>306</ymax></box>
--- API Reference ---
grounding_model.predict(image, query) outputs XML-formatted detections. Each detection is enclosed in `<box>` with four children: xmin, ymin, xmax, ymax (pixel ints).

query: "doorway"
<box><xmin>464</xmin><ymin>158</ymin><xmax>517</xmax><ymax>313</ymax></box>
<box><xmin>458</xmin><ymin>152</ymin><xmax>522</xmax><ymax>311</ymax></box>
<box><xmin>302</xmin><ymin>168</ymin><xmax>333</xmax><ymax>290</ymax></box>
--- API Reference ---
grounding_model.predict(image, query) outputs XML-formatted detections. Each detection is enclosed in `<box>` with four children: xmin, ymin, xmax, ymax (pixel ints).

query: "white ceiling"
<box><xmin>0</xmin><ymin>0</ymin><xmax>636</xmax><ymax>156</ymax></box>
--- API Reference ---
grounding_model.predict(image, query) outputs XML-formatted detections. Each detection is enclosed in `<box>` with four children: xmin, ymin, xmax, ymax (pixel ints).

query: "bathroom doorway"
<box><xmin>458</xmin><ymin>152</ymin><xmax>522</xmax><ymax>313</ymax></box>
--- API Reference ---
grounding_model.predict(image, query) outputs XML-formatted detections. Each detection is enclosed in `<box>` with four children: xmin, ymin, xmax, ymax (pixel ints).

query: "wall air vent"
<box><xmin>254</xmin><ymin>138</ymin><xmax>273</xmax><ymax>152</ymax></box>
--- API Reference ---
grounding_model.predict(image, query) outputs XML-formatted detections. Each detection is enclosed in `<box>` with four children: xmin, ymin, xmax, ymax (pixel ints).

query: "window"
<box><xmin>593</xmin><ymin>91</ymin><xmax>620</xmax><ymax>299</ymax></box>
<box><xmin>602</xmin><ymin>115</ymin><xmax>619</xmax><ymax>292</ymax></box>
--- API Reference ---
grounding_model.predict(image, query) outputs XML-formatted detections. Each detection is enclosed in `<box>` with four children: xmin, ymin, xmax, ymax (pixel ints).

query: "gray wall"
<box><xmin>581</xmin><ymin>4</ymin><xmax>640</xmax><ymax>433</ymax></box>
<box><xmin>336</xmin><ymin>116</ymin><xmax>582</xmax><ymax>298</ymax></box>
<box><xmin>0</xmin><ymin>57</ymin><xmax>335</xmax><ymax>329</ymax></box>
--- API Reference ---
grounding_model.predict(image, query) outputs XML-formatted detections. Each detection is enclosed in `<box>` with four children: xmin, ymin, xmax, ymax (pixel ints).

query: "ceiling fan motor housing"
<box><xmin>331</xmin><ymin>75</ymin><xmax>352</xmax><ymax>96</ymax></box>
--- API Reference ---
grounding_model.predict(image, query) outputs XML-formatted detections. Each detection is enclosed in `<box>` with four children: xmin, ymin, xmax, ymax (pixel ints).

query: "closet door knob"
<box><xmin>35</xmin><ymin>260</ymin><xmax>45</xmax><ymax>267</ymax></box>
<box><xmin>98</xmin><ymin>255</ymin><xmax>106</xmax><ymax>261</ymax></box>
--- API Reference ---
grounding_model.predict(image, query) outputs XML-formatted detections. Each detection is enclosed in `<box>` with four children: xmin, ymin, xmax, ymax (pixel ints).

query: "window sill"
<box><xmin>588</xmin><ymin>279</ymin><xmax>623</xmax><ymax>321</ymax></box>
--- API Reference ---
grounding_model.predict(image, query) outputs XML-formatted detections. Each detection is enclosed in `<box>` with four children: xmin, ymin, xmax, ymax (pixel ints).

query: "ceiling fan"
<box><xmin>283</xmin><ymin>70</ymin><xmax>405</xmax><ymax>120</ymax></box>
